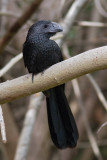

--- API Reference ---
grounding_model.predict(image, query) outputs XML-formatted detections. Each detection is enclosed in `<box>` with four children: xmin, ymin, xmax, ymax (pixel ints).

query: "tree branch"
<box><xmin>0</xmin><ymin>11</ymin><xmax>19</xmax><ymax>18</ymax></box>
<box><xmin>0</xmin><ymin>53</ymin><xmax>22</xmax><ymax>77</ymax></box>
<box><xmin>59</xmin><ymin>0</ymin><xmax>88</xmax><ymax>46</ymax></box>
<box><xmin>86</xmin><ymin>74</ymin><xmax>107</xmax><ymax>111</ymax></box>
<box><xmin>75</xmin><ymin>21</ymin><xmax>107</xmax><ymax>27</ymax></box>
<box><xmin>72</xmin><ymin>79</ymin><xmax>103</xmax><ymax>160</ymax></box>
<box><xmin>14</xmin><ymin>94</ymin><xmax>43</xmax><ymax>160</ymax></box>
<box><xmin>95</xmin><ymin>0</ymin><xmax>107</xmax><ymax>18</ymax></box>
<box><xmin>0</xmin><ymin>46</ymin><xmax>107</xmax><ymax>104</ymax></box>
<box><xmin>0</xmin><ymin>0</ymin><xmax>43</xmax><ymax>54</ymax></box>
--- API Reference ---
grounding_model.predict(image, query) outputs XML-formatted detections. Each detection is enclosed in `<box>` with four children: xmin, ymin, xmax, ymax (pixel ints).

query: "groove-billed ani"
<box><xmin>23</xmin><ymin>20</ymin><xmax>79</xmax><ymax>149</ymax></box>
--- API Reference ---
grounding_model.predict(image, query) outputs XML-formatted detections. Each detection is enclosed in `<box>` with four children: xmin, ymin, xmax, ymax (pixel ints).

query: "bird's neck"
<box><xmin>26</xmin><ymin>33</ymin><xmax>50</xmax><ymax>44</ymax></box>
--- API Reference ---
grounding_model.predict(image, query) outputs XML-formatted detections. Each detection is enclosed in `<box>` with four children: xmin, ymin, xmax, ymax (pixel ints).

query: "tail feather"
<box><xmin>46</xmin><ymin>85</ymin><xmax>79</xmax><ymax>149</ymax></box>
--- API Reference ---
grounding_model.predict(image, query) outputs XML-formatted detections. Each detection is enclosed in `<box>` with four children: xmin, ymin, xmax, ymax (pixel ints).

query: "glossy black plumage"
<box><xmin>23</xmin><ymin>20</ymin><xmax>79</xmax><ymax>149</ymax></box>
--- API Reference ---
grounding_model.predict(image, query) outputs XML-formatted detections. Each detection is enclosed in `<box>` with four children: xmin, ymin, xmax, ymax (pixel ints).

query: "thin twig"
<box><xmin>0</xmin><ymin>11</ymin><xmax>19</xmax><ymax>18</ymax></box>
<box><xmin>14</xmin><ymin>94</ymin><xmax>44</xmax><ymax>160</ymax></box>
<box><xmin>62</xmin><ymin>43</ymin><xmax>71</xmax><ymax>58</ymax></box>
<box><xmin>95</xmin><ymin>0</ymin><xmax>107</xmax><ymax>18</ymax></box>
<box><xmin>51</xmin><ymin>33</ymin><xmax>63</xmax><ymax>41</ymax></box>
<box><xmin>0</xmin><ymin>53</ymin><xmax>22</xmax><ymax>77</ymax></box>
<box><xmin>72</xmin><ymin>79</ymin><xmax>103</xmax><ymax>160</ymax></box>
<box><xmin>75</xmin><ymin>21</ymin><xmax>107</xmax><ymax>27</ymax></box>
<box><xmin>97</xmin><ymin>122</ymin><xmax>107</xmax><ymax>134</ymax></box>
<box><xmin>86</xmin><ymin>74</ymin><xmax>107</xmax><ymax>111</ymax></box>
<box><xmin>0</xmin><ymin>105</ymin><xmax>6</xmax><ymax>143</ymax></box>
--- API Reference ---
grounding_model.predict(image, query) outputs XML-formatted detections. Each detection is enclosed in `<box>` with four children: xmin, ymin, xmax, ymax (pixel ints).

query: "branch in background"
<box><xmin>97</xmin><ymin>122</ymin><xmax>107</xmax><ymax>134</ymax></box>
<box><xmin>2</xmin><ymin>104</ymin><xmax>19</xmax><ymax>160</ymax></box>
<box><xmin>72</xmin><ymin>79</ymin><xmax>103</xmax><ymax>160</ymax></box>
<box><xmin>75</xmin><ymin>21</ymin><xmax>107</xmax><ymax>27</ymax></box>
<box><xmin>59</xmin><ymin>0</ymin><xmax>88</xmax><ymax>46</ymax></box>
<box><xmin>14</xmin><ymin>94</ymin><xmax>43</xmax><ymax>160</ymax></box>
<box><xmin>0</xmin><ymin>11</ymin><xmax>19</xmax><ymax>18</ymax></box>
<box><xmin>0</xmin><ymin>0</ymin><xmax>7</xmax><ymax>36</ymax></box>
<box><xmin>0</xmin><ymin>105</ymin><xmax>6</xmax><ymax>143</ymax></box>
<box><xmin>1</xmin><ymin>12</ymin><xmax>107</xmax><ymax>28</ymax></box>
<box><xmin>86</xmin><ymin>74</ymin><xmax>107</xmax><ymax>111</ymax></box>
<box><xmin>0</xmin><ymin>0</ymin><xmax>43</xmax><ymax>54</ymax></box>
<box><xmin>95</xmin><ymin>0</ymin><xmax>107</xmax><ymax>18</ymax></box>
<box><xmin>5</xmin><ymin>46</ymin><xmax>19</xmax><ymax>56</ymax></box>
<box><xmin>0</xmin><ymin>46</ymin><xmax>107</xmax><ymax>104</ymax></box>
<box><xmin>0</xmin><ymin>53</ymin><xmax>22</xmax><ymax>77</ymax></box>
<box><xmin>62</xmin><ymin>42</ymin><xmax>71</xmax><ymax>59</ymax></box>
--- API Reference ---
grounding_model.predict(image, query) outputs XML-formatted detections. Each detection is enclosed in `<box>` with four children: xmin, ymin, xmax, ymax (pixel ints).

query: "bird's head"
<box><xmin>27</xmin><ymin>20</ymin><xmax>63</xmax><ymax>38</ymax></box>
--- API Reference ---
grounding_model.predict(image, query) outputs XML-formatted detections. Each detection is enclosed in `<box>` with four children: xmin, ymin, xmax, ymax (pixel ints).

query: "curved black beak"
<box><xmin>50</xmin><ymin>22</ymin><xmax>63</xmax><ymax>33</ymax></box>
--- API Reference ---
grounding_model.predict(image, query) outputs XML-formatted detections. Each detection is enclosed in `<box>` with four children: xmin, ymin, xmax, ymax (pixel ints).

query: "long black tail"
<box><xmin>46</xmin><ymin>85</ymin><xmax>79</xmax><ymax>149</ymax></box>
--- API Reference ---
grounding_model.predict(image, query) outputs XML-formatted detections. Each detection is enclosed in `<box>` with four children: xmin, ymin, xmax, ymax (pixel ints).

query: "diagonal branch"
<box><xmin>72</xmin><ymin>79</ymin><xmax>103</xmax><ymax>160</ymax></box>
<box><xmin>0</xmin><ymin>46</ymin><xmax>107</xmax><ymax>104</ymax></box>
<box><xmin>59</xmin><ymin>0</ymin><xmax>88</xmax><ymax>46</ymax></box>
<box><xmin>86</xmin><ymin>74</ymin><xmax>107</xmax><ymax>111</ymax></box>
<box><xmin>0</xmin><ymin>0</ymin><xmax>43</xmax><ymax>54</ymax></box>
<box><xmin>0</xmin><ymin>53</ymin><xmax>22</xmax><ymax>77</ymax></box>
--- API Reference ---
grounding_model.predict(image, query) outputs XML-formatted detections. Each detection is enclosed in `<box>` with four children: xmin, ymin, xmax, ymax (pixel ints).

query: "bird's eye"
<box><xmin>44</xmin><ymin>24</ymin><xmax>48</xmax><ymax>28</ymax></box>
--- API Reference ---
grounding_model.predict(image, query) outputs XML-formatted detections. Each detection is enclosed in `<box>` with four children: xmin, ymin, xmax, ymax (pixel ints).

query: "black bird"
<box><xmin>23</xmin><ymin>20</ymin><xmax>79</xmax><ymax>149</ymax></box>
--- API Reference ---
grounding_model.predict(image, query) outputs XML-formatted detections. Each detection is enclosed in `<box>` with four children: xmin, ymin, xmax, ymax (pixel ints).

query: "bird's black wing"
<box><xmin>23</xmin><ymin>42</ymin><xmax>38</xmax><ymax>73</ymax></box>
